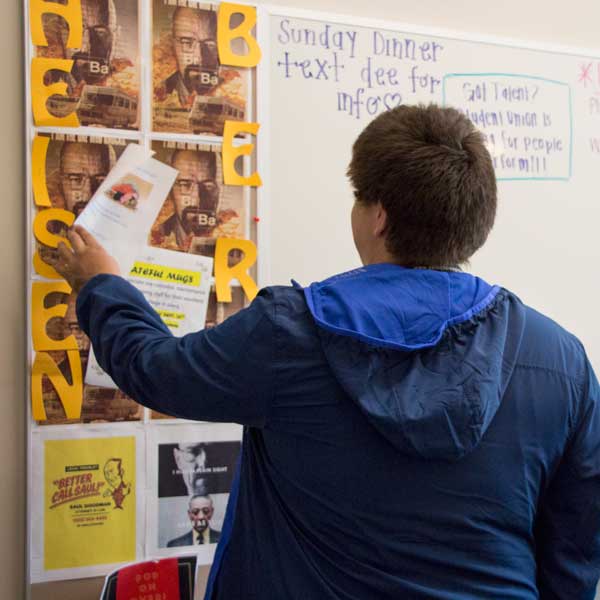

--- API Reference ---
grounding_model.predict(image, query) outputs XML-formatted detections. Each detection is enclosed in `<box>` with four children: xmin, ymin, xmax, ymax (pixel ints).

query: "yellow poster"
<box><xmin>44</xmin><ymin>436</ymin><xmax>136</xmax><ymax>570</ymax></box>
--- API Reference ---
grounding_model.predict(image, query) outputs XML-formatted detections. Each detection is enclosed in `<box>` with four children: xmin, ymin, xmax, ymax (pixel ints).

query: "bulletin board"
<box><xmin>24</xmin><ymin>0</ymin><xmax>264</xmax><ymax>592</ymax></box>
<box><xmin>258</xmin><ymin>6</ymin><xmax>600</xmax><ymax>370</ymax></box>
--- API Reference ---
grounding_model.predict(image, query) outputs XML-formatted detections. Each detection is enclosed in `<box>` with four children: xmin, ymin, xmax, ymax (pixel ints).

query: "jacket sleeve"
<box><xmin>76</xmin><ymin>274</ymin><xmax>276</xmax><ymax>426</ymax></box>
<box><xmin>535</xmin><ymin>354</ymin><xmax>600</xmax><ymax>600</ymax></box>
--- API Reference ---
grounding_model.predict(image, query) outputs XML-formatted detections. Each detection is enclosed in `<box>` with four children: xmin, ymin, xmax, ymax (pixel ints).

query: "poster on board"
<box><xmin>30</xmin><ymin>429</ymin><xmax>145</xmax><ymax>582</ymax></box>
<box><xmin>152</xmin><ymin>0</ymin><xmax>247</xmax><ymax>135</ymax></box>
<box><xmin>148</xmin><ymin>141</ymin><xmax>247</xmax><ymax>257</ymax></box>
<box><xmin>146</xmin><ymin>424</ymin><xmax>242</xmax><ymax>560</ymax></box>
<box><xmin>34</xmin><ymin>0</ymin><xmax>140</xmax><ymax>129</ymax></box>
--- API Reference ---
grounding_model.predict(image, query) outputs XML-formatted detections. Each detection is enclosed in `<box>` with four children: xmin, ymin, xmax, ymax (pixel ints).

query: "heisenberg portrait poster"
<box><xmin>152</xmin><ymin>0</ymin><xmax>247</xmax><ymax>135</ymax></box>
<box><xmin>148</xmin><ymin>141</ymin><xmax>246</xmax><ymax>257</ymax></box>
<box><xmin>35</xmin><ymin>0</ymin><xmax>140</xmax><ymax>130</ymax></box>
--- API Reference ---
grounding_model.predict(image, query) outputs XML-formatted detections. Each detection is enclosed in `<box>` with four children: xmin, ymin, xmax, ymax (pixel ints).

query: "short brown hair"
<box><xmin>347</xmin><ymin>104</ymin><xmax>497</xmax><ymax>267</ymax></box>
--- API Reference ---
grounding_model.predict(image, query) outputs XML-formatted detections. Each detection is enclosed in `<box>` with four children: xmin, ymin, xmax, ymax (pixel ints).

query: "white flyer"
<box><xmin>84</xmin><ymin>247</ymin><xmax>213</xmax><ymax>388</ymax></box>
<box><xmin>74</xmin><ymin>144</ymin><xmax>177</xmax><ymax>269</ymax></box>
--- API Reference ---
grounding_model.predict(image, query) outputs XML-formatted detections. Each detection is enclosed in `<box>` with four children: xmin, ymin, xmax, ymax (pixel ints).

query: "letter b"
<box><xmin>218</xmin><ymin>3</ymin><xmax>262</xmax><ymax>67</ymax></box>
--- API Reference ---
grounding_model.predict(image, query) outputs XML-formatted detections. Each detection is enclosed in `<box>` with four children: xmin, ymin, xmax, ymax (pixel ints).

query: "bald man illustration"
<box><xmin>71</xmin><ymin>0</ymin><xmax>117</xmax><ymax>85</ymax></box>
<box><xmin>153</xmin><ymin>149</ymin><xmax>220</xmax><ymax>251</ymax></box>
<box><xmin>59</xmin><ymin>142</ymin><xmax>111</xmax><ymax>216</ymax></box>
<box><xmin>159</xmin><ymin>7</ymin><xmax>219</xmax><ymax>107</ymax></box>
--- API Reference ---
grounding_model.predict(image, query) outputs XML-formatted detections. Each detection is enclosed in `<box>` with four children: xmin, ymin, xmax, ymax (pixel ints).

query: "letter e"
<box><xmin>31</xmin><ymin>350</ymin><xmax>83</xmax><ymax>420</ymax></box>
<box><xmin>31</xmin><ymin>280</ymin><xmax>77</xmax><ymax>351</ymax></box>
<box><xmin>222</xmin><ymin>121</ymin><xmax>262</xmax><ymax>186</ymax></box>
<box><xmin>31</xmin><ymin>58</ymin><xmax>79</xmax><ymax>127</ymax></box>
<box><xmin>30</xmin><ymin>0</ymin><xmax>83</xmax><ymax>49</ymax></box>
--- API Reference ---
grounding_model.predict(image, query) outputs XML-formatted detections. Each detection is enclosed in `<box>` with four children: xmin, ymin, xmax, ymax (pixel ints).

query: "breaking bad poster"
<box><xmin>35</xmin><ymin>0</ymin><xmax>140</xmax><ymax>130</ymax></box>
<box><xmin>148</xmin><ymin>141</ymin><xmax>247</xmax><ymax>257</ymax></box>
<box><xmin>152</xmin><ymin>0</ymin><xmax>247</xmax><ymax>135</ymax></box>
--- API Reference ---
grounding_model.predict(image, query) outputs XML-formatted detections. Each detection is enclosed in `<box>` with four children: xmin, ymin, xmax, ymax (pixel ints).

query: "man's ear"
<box><xmin>373</xmin><ymin>203</ymin><xmax>388</xmax><ymax>237</ymax></box>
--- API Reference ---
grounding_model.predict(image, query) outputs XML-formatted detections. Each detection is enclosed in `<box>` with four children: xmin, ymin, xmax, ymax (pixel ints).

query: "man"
<box><xmin>103</xmin><ymin>458</ymin><xmax>131</xmax><ymax>510</ymax></box>
<box><xmin>59</xmin><ymin>142</ymin><xmax>111</xmax><ymax>216</ymax></box>
<box><xmin>53</xmin><ymin>105</ymin><xmax>600</xmax><ymax>599</ymax></box>
<box><xmin>158</xmin><ymin>7</ymin><xmax>219</xmax><ymax>107</ymax></box>
<box><xmin>167</xmin><ymin>495</ymin><xmax>221</xmax><ymax>547</ymax></box>
<box><xmin>71</xmin><ymin>0</ymin><xmax>117</xmax><ymax>85</ymax></box>
<box><xmin>152</xmin><ymin>149</ymin><xmax>220</xmax><ymax>252</ymax></box>
<box><xmin>37</xmin><ymin>141</ymin><xmax>111</xmax><ymax>273</ymax></box>
<box><xmin>173</xmin><ymin>442</ymin><xmax>209</xmax><ymax>497</ymax></box>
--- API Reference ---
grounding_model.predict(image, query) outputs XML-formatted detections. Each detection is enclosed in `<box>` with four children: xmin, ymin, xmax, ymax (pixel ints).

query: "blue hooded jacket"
<box><xmin>76</xmin><ymin>264</ymin><xmax>600</xmax><ymax>600</ymax></box>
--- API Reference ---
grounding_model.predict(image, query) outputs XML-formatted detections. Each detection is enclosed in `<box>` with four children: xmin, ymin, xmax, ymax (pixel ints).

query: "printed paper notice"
<box><xmin>85</xmin><ymin>248</ymin><xmax>213</xmax><ymax>387</ymax></box>
<box><xmin>75</xmin><ymin>144</ymin><xmax>178</xmax><ymax>263</ymax></box>
<box><xmin>44</xmin><ymin>436</ymin><xmax>136</xmax><ymax>570</ymax></box>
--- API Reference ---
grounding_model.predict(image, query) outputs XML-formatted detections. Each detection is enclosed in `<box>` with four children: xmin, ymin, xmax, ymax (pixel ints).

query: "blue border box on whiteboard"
<box><xmin>442</xmin><ymin>73</ymin><xmax>573</xmax><ymax>181</ymax></box>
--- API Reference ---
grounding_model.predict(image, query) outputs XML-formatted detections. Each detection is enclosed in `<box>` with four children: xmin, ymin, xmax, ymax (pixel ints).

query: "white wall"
<box><xmin>7</xmin><ymin>2</ymin><xmax>600</xmax><ymax>598</ymax></box>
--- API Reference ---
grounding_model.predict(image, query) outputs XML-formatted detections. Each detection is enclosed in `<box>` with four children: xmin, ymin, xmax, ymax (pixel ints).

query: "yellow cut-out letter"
<box><xmin>222</xmin><ymin>121</ymin><xmax>262</xmax><ymax>187</ymax></box>
<box><xmin>33</xmin><ymin>250</ymin><xmax>62</xmax><ymax>279</ymax></box>
<box><xmin>215</xmin><ymin>238</ymin><xmax>258</xmax><ymax>302</ymax></box>
<box><xmin>32</xmin><ymin>135</ymin><xmax>51</xmax><ymax>207</ymax></box>
<box><xmin>217</xmin><ymin>3</ymin><xmax>261</xmax><ymax>67</ymax></box>
<box><xmin>31</xmin><ymin>280</ymin><xmax>77</xmax><ymax>351</ymax></box>
<box><xmin>33</xmin><ymin>208</ymin><xmax>74</xmax><ymax>248</ymax></box>
<box><xmin>30</xmin><ymin>0</ymin><xmax>83</xmax><ymax>49</ymax></box>
<box><xmin>33</xmin><ymin>207</ymin><xmax>72</xmax><ymax>278</ymax></box>
<box><xmin>31</xmin><ymin>57</ymin><xmax>79</xmax><ymax>127</ymax></box>
<box><xmin>31</xmin><ymin>350</ymin><xmax>83</xmax><ymax>421</ymax></box>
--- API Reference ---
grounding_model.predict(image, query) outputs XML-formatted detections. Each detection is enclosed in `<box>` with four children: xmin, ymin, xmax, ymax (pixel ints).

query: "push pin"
<box><xmin>253</xmin><ymin>217</ymin><xmax>260</xmax><ymax>223</ymax></box>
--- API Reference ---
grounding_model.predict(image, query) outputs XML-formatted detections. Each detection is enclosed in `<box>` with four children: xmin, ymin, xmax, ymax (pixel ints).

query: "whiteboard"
<box><xmin>258</xmin><ymin>6</ymin><xmax>600</xmax><ymax>368</ymax></box>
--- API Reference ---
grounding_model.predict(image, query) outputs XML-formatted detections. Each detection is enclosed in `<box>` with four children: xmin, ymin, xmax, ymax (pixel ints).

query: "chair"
<box><xmin>100</xmin><ymin>554</ymin><xmax>197</xmax><ymax>600</ymax></box>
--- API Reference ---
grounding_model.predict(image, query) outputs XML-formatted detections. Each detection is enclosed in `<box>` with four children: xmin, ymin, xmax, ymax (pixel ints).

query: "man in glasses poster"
<box><xmin>152</xmin><ymin>1</ymin><xmax>247</xmax><ymax>135</ymax></box>
<box><xmin>36</xmin><ymin>0</ymin><xmax>139</xmax><ymax>130</ymax></box>
<box><xmin>148</xmin><ymin>144</ymin><xmax>246</xmax><ymax>256</ymax></box>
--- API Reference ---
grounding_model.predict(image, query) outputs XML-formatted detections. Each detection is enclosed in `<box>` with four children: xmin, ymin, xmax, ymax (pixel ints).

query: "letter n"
<box><xmin>31</xmin><ymin>351</ymin><xmax>83</xmax><ymax>420</ymax></box>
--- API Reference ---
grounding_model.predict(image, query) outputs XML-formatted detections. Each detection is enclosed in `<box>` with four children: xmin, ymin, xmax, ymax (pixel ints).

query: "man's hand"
<box><xmin>50</xmin><ymin>225</ymin><xmax>121</xmax><ymax>293</ymax></box>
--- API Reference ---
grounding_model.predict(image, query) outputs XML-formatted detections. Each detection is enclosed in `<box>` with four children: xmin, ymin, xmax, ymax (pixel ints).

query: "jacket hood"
<box><xmin>300</xmin><ymin>264</ymin><xmax>526</xmax><ymax>461</ymax></box>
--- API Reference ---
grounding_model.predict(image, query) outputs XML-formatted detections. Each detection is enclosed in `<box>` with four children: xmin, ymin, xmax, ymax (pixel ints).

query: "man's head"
<box><xmin>104</xmin><ymin>458</ymin><xmax>124</xmax><ymax>489</ymax></box>
<box><xmin>173</xmin><ymin>442</ymin><xmax>208</xmax><ymax>495</ymax></box>
<box><xmin>172</xmin><ymin>7</ymin><xmax>218</xmax><ymax>92</ymax></box>
<box><xmin>72</xmin><ymin>0</ymin><xmax>115</xmax><ymax>84</ymax></box>
<box><xmin>170</xmin><ymin>150</ymin><xmax>219</xmax><ymax>235</ymax></box>
<box><xmin>60</xmin><ymin>142</ymin><xmax>111</xmax><ymax>215</ymax></box>
<box><xmin>348</xmin><ymin>104</ymin><xmax>497</xmax><ymax>267</ymax></box>
<box><xmin>187</xmin><ymin>495</ymin><xmax>214</xmax><ymax>534</ymax></box>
